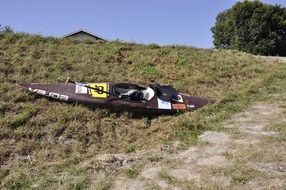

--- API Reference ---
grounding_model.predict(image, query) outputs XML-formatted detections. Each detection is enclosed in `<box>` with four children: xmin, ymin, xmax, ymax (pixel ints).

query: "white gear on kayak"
<box><xmin>119</xmin><ymin>87</ymin><xmax>155</xmax><ymax>101</ymax></box>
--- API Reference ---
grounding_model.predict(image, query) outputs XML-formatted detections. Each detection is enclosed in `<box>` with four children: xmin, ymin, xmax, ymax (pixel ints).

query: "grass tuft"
<box><xmin>125</xmin><ymin>167</ymin><xmax>139</xmax><ymax>178</ymax></box>
<box><xmin>158</xmin><ymin>170</ymin><xmax>177</xmax><ymax>184</ymax></box>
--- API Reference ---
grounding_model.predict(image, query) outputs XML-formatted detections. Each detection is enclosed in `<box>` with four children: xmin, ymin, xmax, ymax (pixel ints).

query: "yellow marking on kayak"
<box><xmin>89</xmin><ymin>83</ymin><xmax>108</xmax><ymax>98</ymax></box>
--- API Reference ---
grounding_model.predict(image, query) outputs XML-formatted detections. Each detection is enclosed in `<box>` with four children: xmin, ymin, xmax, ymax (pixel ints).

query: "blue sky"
<box><xmin>1</xmin><ymin>0</ymin><xmax>286</xmax><ymax>48</ymax></box>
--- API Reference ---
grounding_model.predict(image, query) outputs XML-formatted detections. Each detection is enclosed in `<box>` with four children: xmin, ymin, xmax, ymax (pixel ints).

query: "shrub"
<box><xmin>0</xmin><ymin>25</ymin><xmax>14</xmax><ymax>34</ymax></box>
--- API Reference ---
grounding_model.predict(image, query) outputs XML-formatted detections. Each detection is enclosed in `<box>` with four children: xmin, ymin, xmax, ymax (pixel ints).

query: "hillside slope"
<box><xmin>0</xmin><ymin>33</ymin><xmax>285</xmax><ymax>189</ymax></box>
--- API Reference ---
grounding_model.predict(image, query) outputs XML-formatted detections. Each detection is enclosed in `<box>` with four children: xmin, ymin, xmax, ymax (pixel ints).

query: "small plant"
<box><xmin>266</xmin><ymin>121</ymin><xmax>286</xmax><ymax>132</ymax></box>
<box><xmin>222</xmin><ymin>160</ymin><xmax>264</xmax><ymax>185</ymax></box>
<box><xmin>264</xmin><ymin>131</ymin><xmax>286</xmax><ymax>143</ymax></box>
<box><xmin>2</xmin><ymin>170</ymin><xmax>32</xmax><ymax>189</ymax></box>
<box><xmin>95</xmin><ymin>179</ymin><xmax>112</xmax><ymax>190</ymax></box>
<box><xmin>67</xmin><ymin>176</ymin><xmax>88</xmax><ymax>190</ymax></box>
<box><xmin>174</xmin><ymin>54</ymin><xmax>189</xmax><ymax>67</ymax></box>
<box><xmin>125</xmin><ymin>167</ymin><xmax>139</xmax><ymax>178</ymax></box>
<box><xmin>158</xmin><ymin>48</ymin><xmax>171</xmax><ymax>56</ymax></box>
<box><xmin>175</xmin><ymin>121</ymin><xmax>200</xmax><ymax>146</ymax></box>
<box><xmin>148</xmin><ymin>155</ymin><xmax>162</xmax><ymax>162</ymax></box>
<box><xmin>135</xmin><ymin>61</ymin><xmax>161</xmax><ymax>77</ymax></box>
<box><xmin>125</xmin><ymin>144</ymin><xmax>137</xmax><ymax>154</ymax></box>
<box><xmin>158</xmin><ymin>170</ymin><xmax>177</xmax><ymax>184</ymax></box>
<box><xmin>94</xmin><ymin>162</ymin><xmax>104</xmax><ymax>172</ymax></box>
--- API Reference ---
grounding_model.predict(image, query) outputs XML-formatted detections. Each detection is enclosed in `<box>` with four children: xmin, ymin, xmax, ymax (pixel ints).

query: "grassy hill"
<box><xmin>0</xmin><ymin>32</ymin><xmax>285</xmax><ymax>189</ymax></box>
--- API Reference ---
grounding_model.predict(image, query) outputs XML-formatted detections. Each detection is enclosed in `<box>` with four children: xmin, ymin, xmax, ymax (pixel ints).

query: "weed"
<box><xmin>146</xmin><ymin>183</ymin><xmax>161</xmax><ymax>190</ymax></box>
<box><xmin>67</xmin><ymin>176</ymin><xmax>88</xmax><ymax>190</ymax></box>
<box><xmin>174</xmin><ymin>53</ymin><xmax>189</xmax><ymax>67</ymax></box>
<box><xmin>263</xmin><ymin>121</ymin><xmax>286</xmax><ymax>143</ymax></box>
<box><xmin>125</xmin><ymin>144</ymin><xmax>137</xmax><ymax>154</ymax></box>
<box><xmin>264</xmin><ymin>132</ymin><xmax>286</xmax><ymax>142</ymax></box>
<box><xmin>148</xmin><ymin>155</ymin><xmax>163</xmax><ymax>162</ymax></box>
<box><xmin>158</xmin><ymin>48</ymin><xmax>171</xmax><ymax>56</ymax></box>
<box><xmin>95</xmin><ymin>179</ymin><xmax>112</xmax><ymax>190</ymax></box>
<box><xmin>222</xmin><ymin>159</ymin><xmax>264</xmax><ymax>185</ymax></box>
<box><xmin>125</xmin><ymin>167</ymin><xmax>139</xmax><ymax>178</ymax></box>
<box><xmin>266</xmin><ymin>121</ymin><xmax>286</xmax><ymax>132</ymax></box>
<box><xmin>2</xmin><ymin>170</ymin><xmax>32</xmax><ymax>189</ymax></box>
<box><xmin>175</xmin><ymin>129</ymin><xmax>199</xmax><ymax>146</ymax></box>
<box><xmin>158</xmin><ymin>170</ymin><xmax>177</xmax><ymax>184</ymax></box>
<box><xmin>135</xmin><ymin>61</ymin><xmax>161</xmax><ymax>76</ymax></box>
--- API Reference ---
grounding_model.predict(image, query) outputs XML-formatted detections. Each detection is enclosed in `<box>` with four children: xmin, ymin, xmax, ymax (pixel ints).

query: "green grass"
<box><xmin>125</xmin><ymin>167</ymin><xmax>139</xmax><ymax>178</ymax></box>
<box><xmin>158</xmin><ymin>170</ymin><xmax>178</xmax><ymax>185</ymax></box>
<box><xmin>264</xmin><ymin>121</ymin><xmax>286</xmax><ymax>143</ymax></box>
<box><xmin>211</xmin><ymin>159</ymin><xmax>265</xmax><ymax>186</ymax></box>
<box><xmin>95</xmin><ymin>179</ymin><xmax>112</xmax><ymax>190</ymax></box>
<box><xmin>125</xmin><ymin>144</ymin><xmax>137</xmax><ymax>154</ymax></box>
<box><xmin>0</xmin><ymin>104</ymin><xmax>38</xmax><ymax>129</ymax></box>
<box><xmin>1</xmin><ymin>32</ymin><xmax>286</xmax><ymax>189</ymax></box>
<box><xmin>67</xmin><ymin>176</ymin><xmax>88</xmax><ymax>190</ymax></box>
<box><xmin>266</xmin><ymin>121</ymin><xmax>286</xmax><ymax>132</ymax></box>
<box><xmin>147</xmin><ymin>155</ymin><xmax>162</xmax><ymax>162</ymax></box>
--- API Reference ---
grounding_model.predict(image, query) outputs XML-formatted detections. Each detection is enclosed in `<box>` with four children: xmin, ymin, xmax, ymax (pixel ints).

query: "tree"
<box><xmin>211</xmin><ymin>0</ymin><xmax>286</xmax><ymax>56</ymax></box>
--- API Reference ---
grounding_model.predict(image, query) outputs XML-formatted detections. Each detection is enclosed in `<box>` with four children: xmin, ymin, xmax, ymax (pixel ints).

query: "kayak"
<box><xmin>17</xmin><ymin>81</ymin><xmax>208</xmax><ymax>115</ymax></box>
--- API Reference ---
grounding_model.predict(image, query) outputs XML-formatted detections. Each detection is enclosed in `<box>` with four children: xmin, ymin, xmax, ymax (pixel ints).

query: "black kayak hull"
<box><xmin>17</xmin><ymin>82</ymin><xmax>209</xmax><ymax>115</ymax></box>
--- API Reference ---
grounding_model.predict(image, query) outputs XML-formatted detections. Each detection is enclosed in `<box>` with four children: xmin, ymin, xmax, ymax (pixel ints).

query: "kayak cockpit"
<box><xmin>112</xmin><ymin>83</ymin><xmax>181</xmax><ymax>102</ymax></box>
<box><xmin>113</xmin><ymin>83</ymin><xmax>155</xmax><ymax>101</ymax></box>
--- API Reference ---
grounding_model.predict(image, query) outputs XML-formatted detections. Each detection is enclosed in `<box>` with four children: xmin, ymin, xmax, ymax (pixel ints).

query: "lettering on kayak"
<box><xmin>186</xmin><ymin>104</ymin><xmax>195</xmax><ymax>109</ymax></box>
<box><xmin>172</xmin><ymin>103</ymin><xmax>187</xmax><ymax>109</ymax></box>
<box><xmin>29</xmin><ymin>88</ymin><xmax>69</xmax><ymax>101</ymax></box>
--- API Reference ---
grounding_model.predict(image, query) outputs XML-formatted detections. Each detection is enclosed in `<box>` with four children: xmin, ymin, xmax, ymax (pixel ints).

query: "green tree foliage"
<box><xmin>211</xmin><ymin>0</ymin><xmax>286</xmax><ymax>56</ymax></box>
